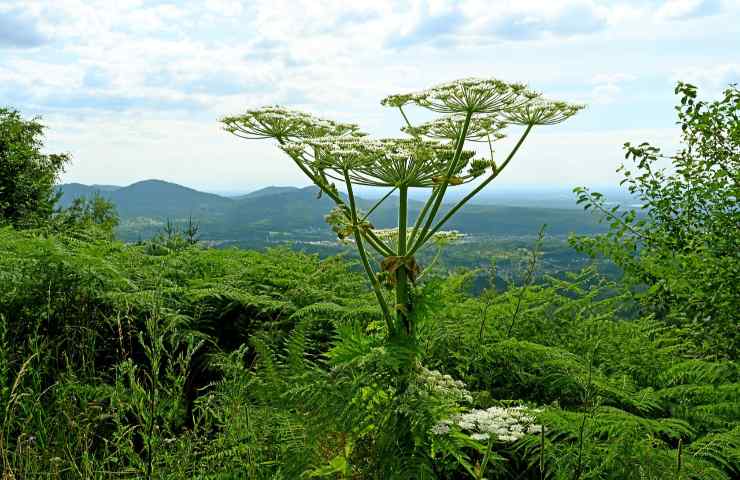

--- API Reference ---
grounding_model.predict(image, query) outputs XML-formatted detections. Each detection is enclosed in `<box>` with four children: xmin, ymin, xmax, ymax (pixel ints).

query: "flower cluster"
<box><xmin>283</xmin><ymin>136</ymin><xmax>477</xmax><ymax>188</ymax></box>
<box><xmin>223</xmin><ymin>80</ymin><xmax>583</xmax><ymax>199</ymax></box>
<box><xmin>324</xmin><ymin>205</ymin><xmax>372</xmax><ymax>239</ymax></box>
<box><xmin>433</xmin><ymin>406</ymin><xmax>544</xmax><ymax>443</ymax></box>
<box><xmin>402</xmin><ymin>114</ymin><xmax>507</xmax><ymax>143</ymax></box>
<box><xmin>381</xmin><ymin>77</ymin><xmax>541</xmax><ymax>114</ymax></box>
<box><xmin>503</xmin><ymin>100</ymin><xmax>585</xmax><ymax>126</ymax></box>
<box><xmin>467</xmin><ymin>158</ymin><xmax>497</xmax><ymax>178</ymax></box>
<box><xmin>221</xmin><ymin>106</ymin><xmax>364</xmax><ymax>141</ymax></box>
<box><xmin>372</xmin><ymin>228</ymin><xmax>464</xmax><ymax>245</ymax></box>
<box><xmin>408</xmin><ymin>366</ymin><xmax>473</xmax><ymax>404</ymax></box>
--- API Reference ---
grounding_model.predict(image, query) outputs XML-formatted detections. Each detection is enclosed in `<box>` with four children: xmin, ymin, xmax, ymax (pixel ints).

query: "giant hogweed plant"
<box><xmin>222</xmin><ymin>78</ymin><xmax>583</xmax><ymax>347</ymax></box>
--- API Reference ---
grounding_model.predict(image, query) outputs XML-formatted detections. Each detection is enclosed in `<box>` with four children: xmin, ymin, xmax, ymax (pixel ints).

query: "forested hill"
<box><xmin>57</xmin><ymin>180</ymin><xmax>609</xmax><ymax>241</ymax></box>
<box><xmin>57</xmin><ymin>180</ymin><xmax>232</xmax><ymax>218</ymax></box>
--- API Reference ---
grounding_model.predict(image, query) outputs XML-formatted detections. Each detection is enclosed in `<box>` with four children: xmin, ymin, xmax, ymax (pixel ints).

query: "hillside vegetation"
<box><xmin>57</xmin><ymin>181</ymin><xmax>610</xmax><ymax>243</ymax></box>
<box><xmin>1</xmin><ymin>227</ymin><xmax>737</xmax><ymax>478</ymax></box>
<box><xmin>1</xmin><ymin>82</ymin><xmax>737</xmax><ymax>479</ymax></box>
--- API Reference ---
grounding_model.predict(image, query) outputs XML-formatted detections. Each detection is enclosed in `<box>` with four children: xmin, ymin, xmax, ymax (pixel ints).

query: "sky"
<box><xmin>1</xmin><ymin>0</ymin><xmax>739</xmax><ymax>194</ymax></box>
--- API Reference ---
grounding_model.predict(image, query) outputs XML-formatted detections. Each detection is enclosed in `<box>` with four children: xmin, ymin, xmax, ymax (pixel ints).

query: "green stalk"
<box><xmin>360</xmin><ymin>186</ymin><xmax>397</xmax><ymax>224</ymax></box>
<box><xmin>477</xmin><ymin>435</ymin><xmax>496</xmax><ymax>480</ymax></box>
<box><xmin>396</xmin><ymin>185</ymin><xmax>410</xmax><ymax>336</ymax></box>
<box><xmin>398</xmin><ymin>107</ymin><xmax>414</xmax><ymax>131</ymax></box>
<box><xmin>676</xmin><ymin>438</ymin><xmax>683</xmax><ymax>479</ymax></box>
<box><xmin>365</xmin><ymin>229</ymin><xmax>395</xmax><ymax>257</ymax></box>
<box><xmin>406</xmin><ymin>186</ymin><xmax>438</xmax><ymax>248</ymax></box>
<box><xmin>408</xmin><ymin>110</ymin><xmax>473</xmax><ymax>254</ymax></box>
<box><xmin>539</xmin><ymin>426</ymin><xmax>546</xmax><ymax>480</ymax></box>
<box><xmin>416</xmin><ymin>124</ymin><xmax>533</xmax><ymax>249</ymax></box>
<box><xmin>416</xmin><ymin>243</ymin><xmax>444</xmax><ymax>282</ymax></box>
<box><xmin>343</xmin><ymin>169</ymin><xmax>394</xmax><ymax>331</ymax></box>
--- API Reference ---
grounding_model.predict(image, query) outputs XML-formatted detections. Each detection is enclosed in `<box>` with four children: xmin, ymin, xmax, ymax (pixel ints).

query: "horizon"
<box><xmin>59</xmin><ymin>178</ymin><xmax>638</xmax><ymax>208</ymax></box>
<box><xmin>2</xmin><ymin>1</ymin><xmax>738</xmax><ymax>191</ymax></box>
<box><xmin>60</xmin><ymin>177</ymin><xmax>634</xmax><ymax>195</ymax></box>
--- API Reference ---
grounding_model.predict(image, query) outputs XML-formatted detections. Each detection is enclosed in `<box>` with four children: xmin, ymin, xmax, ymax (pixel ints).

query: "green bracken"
<box><xmin>0</xmin><ymin>81</ymin><xmax>736</xmax><ymax>479</ymax></box>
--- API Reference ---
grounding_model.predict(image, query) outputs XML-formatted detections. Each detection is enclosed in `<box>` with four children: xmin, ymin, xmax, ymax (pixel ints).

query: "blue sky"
<box><xmin>1</xmin><ymin>0</ymin><xmax>738</xmax><ymax>193</ymax></box>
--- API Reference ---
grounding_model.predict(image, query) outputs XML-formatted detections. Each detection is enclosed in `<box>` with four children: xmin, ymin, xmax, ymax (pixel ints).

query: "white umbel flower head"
<box><xmin>382</xmin><ymin>77</ymin><xmax>541</xmax><ymax>114</ymax></box>
<box><xmin>285</xmin><ymin>137</ymin><xmax>477</xmax><ymax>188</ymax></box>
<box><xmin>221</xmin><ymin>106</ymin><xmax>364</xmax><ymax>141</ymax></box>
<box><xmin>409</xmin><ymin>366</ymin><xmax>474</xmax><ymax>404</ymax></box>
<box><xmin>432</xmin><ymin>405</ymin><xmax>545</xmax><ymax>443</ymax></box>
<box><xmin>372</xmin><ymin>228</ymin><xmax>464</xmax><ymax>246</ymax></box>
<box><xmin>402</xmin><ymin>114</ymin><xmax>508</xmax><ymax>143</ymax></box>
<box><xmin>503</xmin><ymin>100</ymin><xmax>585</xmax><ymax>126</ymax></box>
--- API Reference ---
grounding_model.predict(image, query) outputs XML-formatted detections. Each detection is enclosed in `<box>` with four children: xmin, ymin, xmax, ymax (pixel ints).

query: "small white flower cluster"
<box><xmin>431</xmin><ymin>422</ymin><xmax>452</xmax><ymax>435</ymax></box>
<box><xmin>283</xmin><ymin>136</ymin><xmax>476</xmax><ymax>188</ymax></box>
<box><xmin>411</xmin><ymin>366</ymin><xmax>473</xmax><ymax>404</ymax></box>
<box><xmin>247</xmin><ymin>105</ymin><xmax>314</xmax><ymax>122</ymax></box>
<box><xmin>381</xmin><ymin>77</ymin><xmax>541</xmax><ymax>114</ymax></box>
<box><xmin>372</xmin><ymin>228</ymin><xmax>402</xmax><ymax>242</ymax></box>
<box><xmin>285</xmin><ymin>137</ymin><xmax>410</xmax><ymax>166</ymax></box>
<box><xmin>371</xmin><ymin>228</ymin><xmax>463</xmax><ymax>244</ymax></box>
<box><xmin>324</xmin><ymin>205</ymin><xmax>374</xmax><ymax>240</ymax></box>
<box><xmin>433</xmin><ymin>406</ymin><xmax>544</xmax><ymax>443</ymax></box>
<box><xmin>502</xmin><ymin>100</ymin><xmax>585</xmax><ymax>126</ymax></box>
<box><xmin>306</xmin><ymin>136</ymin><xmax>444</xmax><ymax>158</ymax></box>
<box><xmin>402</xmin><ymin>114</ymin><xmax>508</xmax><ymax>143</ymax></box>
<box><xmin>222</xmin><ymin>106</ymin><xmax>363</xmax><ymax>140</ymax></box>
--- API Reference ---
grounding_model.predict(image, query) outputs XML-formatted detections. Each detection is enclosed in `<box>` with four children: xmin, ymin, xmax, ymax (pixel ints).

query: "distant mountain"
<box><xmin>56</xmin><ymin>181</ymin><xmax>608</xmax><ymax>242</ymax></box>
<box><xmin>91</xmin><ymin>184</ymin><xmax>122</xmax><ymax>192</ymax></box>
<box><xmin>226</xmin><ymin>186</ymin><xmax>335</xmax><ymax>230</ymax></box>
<box><xmin>56</xmin><ymin>183</ymin><xmax>103</xmax><ymax>205</ymax></box>
<box><xmin>58</xmin><ymin>180</ymin><xmax>232</xmax><ymax>218</ymax></box>
<box><xmin>234</xmin><ymin>186</ymin><xmax>302</xmax><ymax>200</ymax></box>
<box><xmin>108</xmin><ymin>180</ymin><xmax>233</xmax><ymax>218</ymax></box>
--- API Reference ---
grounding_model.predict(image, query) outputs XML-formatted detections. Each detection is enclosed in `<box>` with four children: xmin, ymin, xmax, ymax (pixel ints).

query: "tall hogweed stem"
<box><xmin>222</xmin><ymin>78</ymin><xmax>583</xmax><ymax>341</ymax></box>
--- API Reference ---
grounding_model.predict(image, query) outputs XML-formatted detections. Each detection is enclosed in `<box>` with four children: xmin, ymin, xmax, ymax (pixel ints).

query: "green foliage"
<box><xmin>53</xmin><ymin>192</ymin><xmax>120</xmax><ymax>238</ymax></box>
<box><xmin>0</xmin><ymin>82</ymin><xmax>737</xmax><ymax>478</ymax></box>
<box><xmin>139</xmin><ymin>217</ymin><xmax>200</xmax><ymax>255</ymax></box>
<box><xmin>0</xmin><ymin>226</ymin><xmax>376</xmax><ymax>477</ymax></box>
<box><xmin>0</xmin><ymin>222</ymin><xmax>738</xmax><ymax>478</ymax></box>
<box><xmin>412</xmin><ymin>261</ymin><xmax>738</xmax><ymax>479</ymax></box>
<box><xmin>58</xmin><ymin>181</ymin><xmax>609</xmax><ymax>245</ymax></box>
<box><xmin>572</xmin><ymin>83</ymin><xmax>739</xmax><ymax>359</ymax></box>
<box><xmin>0</xmin><ymin>108</ymin><xmax>69</xmax><ymax>227</ymax></box>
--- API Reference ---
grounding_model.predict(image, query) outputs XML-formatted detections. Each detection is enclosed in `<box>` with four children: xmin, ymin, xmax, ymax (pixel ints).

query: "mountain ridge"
<box><xmin>56</xmin><ymin>180</ymin><xmax>608</xmax><ymax>241</ymax></box>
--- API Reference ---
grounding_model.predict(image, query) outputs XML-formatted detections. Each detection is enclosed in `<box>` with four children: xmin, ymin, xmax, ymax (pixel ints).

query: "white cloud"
<box><xmin>588</xmin><ymin>73</ymin><xmax>637</xmax><ymax>104</ymax></box>
<box><xmin>204</xmin><ymin>0</ymin><xmax>245</xmax><ymax>17</ymax></box>
<box><xmin>656</xmin><ymin>0</ymin><xmax>721</xmax><ymax>20</ymax></box>
<box><xmin>44</xmin><ymin>112</ymin><xmax>304</xmax><ymax>191</ymax></box>
<box><xmin>490</xmin><ymin>127</ymin><xmax>681</xmax><ymax>186</ymax></box>
<box><xmin>1</xmin><ymin>0</ymin><xmax>736</xmax><ymax>189</ymax></box>
<box><xmin>671</xmin><ymin>63</ymin><xmax>740</xmax><ymax>94</ymax></box>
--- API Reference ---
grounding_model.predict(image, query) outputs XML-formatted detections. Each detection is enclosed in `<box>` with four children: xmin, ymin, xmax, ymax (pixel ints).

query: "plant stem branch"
<box><xmin>415</xmin><ymin>124</ymin><xmax>533</xmax><ymax>249</ymax></box>
<box><xmin>279</xmin><ymin>140</ymin><xmax>394</xmax><ymax>256</ymax></box>
<box><xmin>506</xmin><ymin>224</ymin><xmax>545</xmax><ymax>337</ymax></box>
<box><xmin>409</xmin><ymin>111</ymin><xmax>473</xmax><ymax>254</ymax></box>
<box><xmin>344</xmin><ymin>169</ymin><xmax>394</xmax><ymax>331</ymax></box>
<box><xmin>398</xmin><ymin>107</ymin><xmax>414</xmax><ymax>131</ymax></box>
<box><xmin>396</xmin><ymin>185</ymin><xmax>411</xmax><ymax>336</ymax></box>
<box><xmin>360</xmin><ymin>187</ymin><xmax>397</xmax><ymax>224</ymax></box>
<box><xmin>407</xmin><ymin>186</ymin><xmax>438</xmax><ymax>248</ymax></box>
